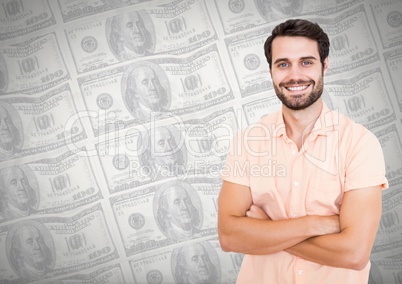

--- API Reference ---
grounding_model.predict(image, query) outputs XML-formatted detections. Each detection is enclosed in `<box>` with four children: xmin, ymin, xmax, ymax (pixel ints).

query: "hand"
<box><xmin>246</xmin><ymin>205</ymin><xmax>271</xmax><ymax>220</ymax></box>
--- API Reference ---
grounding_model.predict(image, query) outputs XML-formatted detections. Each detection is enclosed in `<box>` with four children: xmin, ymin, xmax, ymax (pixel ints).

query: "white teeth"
<box><xmin>287</xmin><ymin>86</ymin><xmax>308</xmax><ymax>91</ymax></box>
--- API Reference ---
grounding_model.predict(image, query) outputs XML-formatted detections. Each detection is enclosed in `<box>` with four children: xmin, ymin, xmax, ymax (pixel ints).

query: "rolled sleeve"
<box><xmin>344</xmin><ymin>130</ymin><xmax>389</xmax><ymax>191</ymax></box>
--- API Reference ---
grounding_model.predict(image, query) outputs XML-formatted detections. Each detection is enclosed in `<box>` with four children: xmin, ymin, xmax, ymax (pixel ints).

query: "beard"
<box><xmin>274</xmin><ymin>76</ymin><xmax>324</xmax><ymax>111</ymax></box>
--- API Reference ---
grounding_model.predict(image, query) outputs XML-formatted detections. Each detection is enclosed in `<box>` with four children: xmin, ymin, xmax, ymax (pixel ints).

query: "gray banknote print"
<box><xmin>0</xmin><ymin>204</ymin><xmax>118</xmax><ymax>282</ymax></box>
<box><xmin>0</xmin><ymin>0</ymin><xmax>56</xmax><ymax>41</ymax></box>
<box><xmin>57</xmin><ymin>0</ymin><xmax>160</xmax><ymax>22</ymax></box>
<box><xmin>65</xmin><ymin>0</ymin><xmax>216</xmax><ymax>73</ymax></box>
<box><xmin>130</xmin><ymin>238</ymin><xmax>243</xmax><ymax>283</ymax></box>
<box><xmin>96</xmin><ymin>107</ymin><xmax>236</xmax><ymax>193</ymax></box>
<box><xmin>110</xmin><ymin>177</ymin><xmax>221</xmax><ymax>256</ymax></box>
<box><xmin>214</xmin><ymin>0</ymin><xmax>364</xmax><ymax>34</ymax></box>
<box><xmin>0</xmin><ymin>33</ymin><xmax>70</xmax><ymax>95</ymax></box>
<box><xmin>0</xmin><ymin>150</ymin><xmax>102</xmax><ymax>222</ymax></box>
<box><xmin>0</xmin><ymin>84</ymin><xmax>86</xmax><ymax>161</ymax></box>
<box><xmin>78</xmin><ymin>45</ymin><xmax>234</xmax><ymax>136</ymax></box>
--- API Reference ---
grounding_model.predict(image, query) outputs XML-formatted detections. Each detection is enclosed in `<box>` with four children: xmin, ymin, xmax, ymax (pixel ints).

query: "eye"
<box><xmin>302</xmin><ymin>61</ymin><xmax>312</xmax><ymax>66</ymax></box>
<box><xmin>278</xmin><ymin>62</ymin><xmax>289</xmax><ymax>68</ymax></box>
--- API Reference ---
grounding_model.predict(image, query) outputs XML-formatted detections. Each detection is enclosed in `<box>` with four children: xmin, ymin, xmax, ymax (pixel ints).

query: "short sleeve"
<box><xmin>220</xmin><ymin>131</ymin><xmax>251</xmax><ymax>187</ymax></box>
<box><xmin>344</xmin><ymin>129</ymin><xmax>389</xmax><ymax>191</ymax></box>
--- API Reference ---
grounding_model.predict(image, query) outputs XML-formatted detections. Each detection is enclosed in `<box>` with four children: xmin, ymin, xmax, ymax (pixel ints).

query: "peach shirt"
<box><xmin>221</xmin><ymin>103</ymin><xmax>388</xmax><ymax>284</ymax></box>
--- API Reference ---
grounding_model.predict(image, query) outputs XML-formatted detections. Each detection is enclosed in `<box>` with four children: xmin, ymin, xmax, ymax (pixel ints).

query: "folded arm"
<box><xmin>217</xmin><ymin>180</ymin><xmax>340</xmax><ymax>255</ymax></box>
<box><xmin>285</xmin><ymin>186</ymin><xmax>382</xmax><ymax>270</ymax></box>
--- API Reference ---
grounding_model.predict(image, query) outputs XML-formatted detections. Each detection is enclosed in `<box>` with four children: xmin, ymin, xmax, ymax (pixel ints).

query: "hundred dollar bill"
<box><xmin>37</xmin><ymin>263</ymin><xmax>127</xmax><ymax>284</ymax></box>
<box><xmin>370</xmin><ymin>0</ymin><xmax>402</xmax><ymax>49</ymax></box>
<box><xmin>369</xmin><ymin>258</ymin><xmax>402</xmax><ymax>284</ymax></box>
<box><xmin>384</xmin><ymin>47</ymin><xmax>402</xmax><ymax>112</ymax></box>
<box><xmin>0</xmin><ymin>84</ymin><xmax>86</xmax><ymax>162</ymax></box>
<box><xmin>318</xmin><ymin>5</ymin><xmax>380</xmax><ymax>75</ymax></box>
<box><xmin>109</xmin><ymin>177</ymin><xmax>222</xmax><ymax>256</ymax></box>
<box><xmin>65</xmin><ymin>0</ymin><xmax>216</xmax><ymax>73</ymax></box>
<box><xmin>0</xmin><ymin>149</ymin><xmax>102</xmax><ymax>223</ymax></box>
<box><xmin>325</xmin><ymin>67</ymin><xmax>395</xmax><ymax>129</ymax></box>
<box><xmin>96</xmin><ymin>107</ymin><xmax>237</xmax><ymax>193</ymax></box>
<box><xmin>0</xmin><ymin>0</ymin><xmax>56</xmax><ymax>41</ymax></box>
<box><xmin>0</xmin><ymin>32</ymin><xmax>70</xmax><ymax>95</ymax></box>
<box><xmin>224</xmin><ymin>25</ymin><xmax>273</xmax><ymax>97</ymax></box>
<box><xmin>0</xmin><ymin>204</ymin><xmax>118</xmax><ymax>282</ymax></box>
<box><xmin>129</xmin><ymin>238</ymin><xmax>243</xmax><ymax>284</ymax></box>
<box><xmin>77</xmin><ymin>44</ymin><xmax>233</xmax><ymax>136</ymax></box>
<box><xmin>57</xmin><ymin>0</ymin><xmax>167</xmax><ymax>22</ymax></box>
<box><xmin>214</xmin><ymin>0</ymin><xmax>363</xmax><ymax>35</ymax></box>
<box><xmin>242</xmin><ymin>95</ymin><xmax>281</xmax><ymax>125</ymax></box>
<box><xmin>371</xmin><ymin>206</ymin><xmax>402</xmax><ymax>261</ymax></box>
<box><xmin>375</xmin><ymin>124</ymin><xmax>402</xmax><ymax>188</ymax></box>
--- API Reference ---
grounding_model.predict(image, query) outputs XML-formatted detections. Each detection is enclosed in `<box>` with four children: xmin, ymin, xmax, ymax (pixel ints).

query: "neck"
<box><xmin>282</xmin><ymin>99</ymin><xmax>323</xmax><ymax>149</ymax></box>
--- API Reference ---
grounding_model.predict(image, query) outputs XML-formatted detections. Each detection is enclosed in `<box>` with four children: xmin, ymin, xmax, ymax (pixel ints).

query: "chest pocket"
<box><xmin>306</xmin><ymin>179</ymin><xmax>343</xmax><ymax>215</ymax></box>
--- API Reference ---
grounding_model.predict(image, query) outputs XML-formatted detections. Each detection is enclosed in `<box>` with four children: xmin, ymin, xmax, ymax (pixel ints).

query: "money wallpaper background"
<box><xmin>0</xmin><ymin>0</ymin><xmax>401</xmax><ymax>283</ymax></box>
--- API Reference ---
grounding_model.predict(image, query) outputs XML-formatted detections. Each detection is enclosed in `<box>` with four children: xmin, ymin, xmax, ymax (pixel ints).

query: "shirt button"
<box><xmin>298</xmin><ymin>269</ymin><xmax>303</xmax><ymax>275</ymax></box>
<box><xmin>294</xmin><ymin>181</ymin><xmax>299</xmax><ymax>187</ymax></box>
<box><xmin>292</xmin><ymin>150</ymin><xmax>296</xmax><ymax>155</ymax></box>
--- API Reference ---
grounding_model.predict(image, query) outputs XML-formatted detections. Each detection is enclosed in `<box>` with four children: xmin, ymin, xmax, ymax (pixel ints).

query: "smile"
<box><xmin>286</xmin><ymin>85</ymin><xmax>309</xmax><ymax>91</ymax></box>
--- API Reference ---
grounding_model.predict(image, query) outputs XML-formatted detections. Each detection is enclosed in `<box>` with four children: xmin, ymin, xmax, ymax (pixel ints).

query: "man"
<box><xmin>0</xmin><ymin>104</ymin><xmax>21</xmax><ymax>160</ymax></box>
<box><xmin>156</xmin><ymin>182</ymin><xmax>201</xmax><ymax>241</ymax></box>
<box><xmin>218</xmin><ymin>19</ymin><xmax>388</xmax><ymax>283</ymax></box>
<box><xmin>124</xmin><ymin>64</ymin><xmax>169</xmax><ymax>122</ymax></box>
<box><xmin>0</xmin><ymin>166</ymin><xmax>36</xmax><ymax>220</ymax></box>
<box><xmin>9</xmin><ymin>224</ymin><xmax>53</xmax><ymax>280</ymax></box>
<box><xmin>109</xmin><ymin>11</ymin><xmax>154</xmax><ymax>60</ymax></box>
<box><xmin>174</xmin><ymin>242</ymin><xmax>219</xmax><ymax>284</ymax></box>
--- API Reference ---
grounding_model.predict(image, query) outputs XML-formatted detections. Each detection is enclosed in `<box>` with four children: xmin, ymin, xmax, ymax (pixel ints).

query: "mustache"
<box><xmin>279</xmin><ymin>80</ymin><xmax>314</xmax><ymax>87</ymax></box>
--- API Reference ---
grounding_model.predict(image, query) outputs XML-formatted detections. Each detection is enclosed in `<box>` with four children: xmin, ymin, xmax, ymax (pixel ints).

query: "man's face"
<box><xmin>0</xmin><ymin>106</ymin><xmax>14</xmax><ymax>149</ymax></box>
<box><xmin>120</xmin><ymin>12</ymin><xmax>146</xmax><ymax>52</ymax></box>
<box><xmin>165</xmin><ymin>187</ymin><xmax>193</xmax><ymax>229</ymax></box>
<box><xmin>18</xmin><ymin>226</ymin><xmax>46</xmax><ymax>269</ymax></box>
<box><xmin>270</xmin><ymin>36</ymin><xmax>328</xmax><ymax>110</ymax></box>
<box><xmin>152</xmin><ymin>127</ymin><xmax>177</xmax><ymax>167</ymax></box>
<box><xmin>132</xmin><ymin>67</ymin><xmax>162</xmax><ymax>110</ymax></box>
<box><xmin>4</xmin><ymin>167</ymin><xmax>30</xmax><ymax>210</ymax></box>
<box><xmin>184</xmin><ymin>244</ymin><xmax>212</xmax><ymax>283</ymax></box>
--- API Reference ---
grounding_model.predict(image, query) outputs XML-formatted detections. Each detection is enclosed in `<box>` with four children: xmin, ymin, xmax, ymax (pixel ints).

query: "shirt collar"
<box><xmin>272</xmin><ymin>102</ymin><xmax>337</xmax><ymax>138</ymax></box>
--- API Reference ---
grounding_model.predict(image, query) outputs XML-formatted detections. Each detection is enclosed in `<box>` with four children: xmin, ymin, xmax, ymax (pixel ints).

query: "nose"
<box><xmin>148</xmin><ymin>80</ymin><xmax>156</xmax><ymax>90</ymax></box>
<box><xmin>132</xmin><ymin>23</ymin><xmax>140</xmax><ymax>33</ymax></box>
<box><xmin>16</xmin><ymin>180</ymin><xmax>24</xmax><ymax>190</ymax></box>
<box><xmin>288</xmin><ymin>65</ymin><xmax>304</xmax><ymax>82</ymax></box>
<box><xmin>32</xmin><ymin>239</ymin><xmax>40</xmax><ymax>250</ymax></box>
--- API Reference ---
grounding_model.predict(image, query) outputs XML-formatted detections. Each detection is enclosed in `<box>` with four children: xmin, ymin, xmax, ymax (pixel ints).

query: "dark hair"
<box><xmin>264</xmin><ymin>19</ymin><xmax>330</xmax><ymax>69</ymax></box>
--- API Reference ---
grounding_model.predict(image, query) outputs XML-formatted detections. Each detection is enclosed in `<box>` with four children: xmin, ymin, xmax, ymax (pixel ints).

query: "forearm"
<box><xmin>286</xmin><ymin>228</ymin><xmax>374</xmax><ymax>270</ymax></box>
<box><xmin>219</xmin><ymin>215</ymin><xmax>336</xmax><ymax>255</ymax></box>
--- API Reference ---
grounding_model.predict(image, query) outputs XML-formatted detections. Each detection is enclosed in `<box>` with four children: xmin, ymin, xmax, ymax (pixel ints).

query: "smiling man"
<box><xmin>218</xmin><ymin>19</ymin><xmax>388</xmax><ymax>284</ymax></box>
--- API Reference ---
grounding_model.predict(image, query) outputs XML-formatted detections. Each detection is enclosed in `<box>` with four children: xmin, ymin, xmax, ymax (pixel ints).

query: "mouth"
<box><xmin>285</xmin><ymin>85</ymin><xmax>310</xmax><ymax>91</ymax></box>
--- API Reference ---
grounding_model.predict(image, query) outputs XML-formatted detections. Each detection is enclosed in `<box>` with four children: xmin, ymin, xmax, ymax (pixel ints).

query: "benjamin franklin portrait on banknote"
<box><xmin>7</xmin><ymin>221</ymin><xmax>54</xmax><ymax>281</ymax></box>
<box><xmin>255</xmin><ymin>0</ymin><xmax>302</xmax><ymax>22</ymax></box>
<box><xmin>172</xmin><ymin>241</ymin><xmax>220</xmax><ymax>284</ymax></box>
<box><xmin>107</xmin><ymin>10</ymin><xmax>155</xmax><ymax>61</ymax></box>
<box><xmin>0</xmin><ymin>102</ymin><xmax>22</xmax><ymax>160</ymax></box>
<box><xmin>154</xmin><ymin>181</ymin><xmax>202</xmax><ymax>241</ymax></box>
<box><xmin>139</xmin><ymin>126</ymin><xmax>186</xmax><ymax>179</ymax></box>
<box><xmin>0</xmin><ymin>166</ymin><xmax>38</xmax><ymax>221</ymax></box>
<box><xmin>122</xmin><ymin>62</ymin><xmax>171</xmax><ymax>122</ymax></box>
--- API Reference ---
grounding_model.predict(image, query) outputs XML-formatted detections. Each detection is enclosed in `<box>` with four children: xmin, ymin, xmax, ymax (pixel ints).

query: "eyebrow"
<box><xmin>273</xmin><ymin>56</ymin><xmax>318</xmax><ymax>64</ymax></box>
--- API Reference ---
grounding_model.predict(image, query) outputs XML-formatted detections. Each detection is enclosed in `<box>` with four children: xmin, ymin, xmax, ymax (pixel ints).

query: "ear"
<box><xmin>323</xmin><ymin>57</ymin><xmax>329</xmax><ymax>75</ymax></box>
